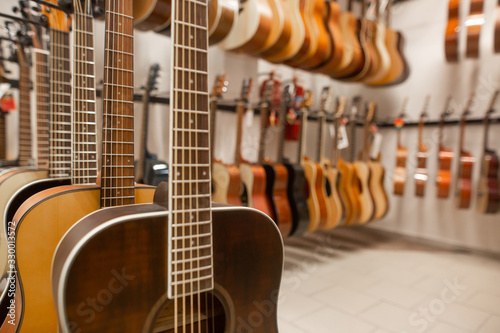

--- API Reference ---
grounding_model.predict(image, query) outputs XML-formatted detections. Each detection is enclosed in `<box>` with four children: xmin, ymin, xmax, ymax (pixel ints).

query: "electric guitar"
<box><xmin>414</xmin><ymin>97</ymin><xmax>430</xmax><ymax>197</ymax></box>
<box><xmin>393</xmin><ymin>99</ymin><xmax>408</xmax><ymax>195</ymax></box>
<box><xmin>51</xmin><ymin>0</ymin><xmax>283</xmax><ymax>330</ymax></box>
<box><xmin>445</xmin><ymin>0</ymin><xmax>460</xmax><ymax>62</ymax></box>
<box><xmin>135</xmin><ymin>64</ymin><xmax>169</xmax><ymax>185</ymax></box>
<box><xmin>11</xmin><ymin>1</ymin><xmax>156</xmax><ymax>331</ymax></box>
<box><xmin>436</xmin><ymin>97</ymin><xmax>454</xmax><ymax>198</ymax></box>
<box><xmin>455</xmin><ymin>95</ymin><xmax>475</xmax><ymax>209</ymax></box>
<box><xmin>476</xmin><ymin>91</ymin><xmax>500</xmax><ymax>214</ymax></box>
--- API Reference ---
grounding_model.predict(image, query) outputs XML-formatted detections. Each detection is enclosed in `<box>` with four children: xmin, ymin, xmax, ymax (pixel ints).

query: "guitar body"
<box><xmin>208</xmin><ymin>0</ymin><xmax>238</xmax><ymax>44</ymax></box>
<box><xmin>52</xmin><ymin>204</ymin><xmax>283</xmax><ymax>332</ymax></box>
<box><xmin>263</xmin><ymin>163</ymin><xmax>292</xmax><ymax>237</ymax></box>
<box><xmin>373</xmin><ymin>27</ymin><xmax>404</xmax><ymax>85</ymax></box>
<box><xmin>248</xmin><ymin>0</ymin><xmax>284</xmax><ymax>54</ymax></box>
<box><xmin>11</xmin><ymin>186</ymin><xmax>155</xmax><ymax>332</ymax></box>
<box><xmin>437</xmin><ymin>148</ymin><xmax>453</xmax><ymax>198</ymax></box>
<box><xmin>337</xmin><ymin>159</ymin><xmax>361</xmax><ymax>225</ymax></box>
<box><xmin>314</xmin><ymin>1</ymin><xmax>344</xmax><ymax>76</ymax></box>
<box><xmin>415</xmin><ymin>146</ymin><xmax>428</xmax><ymax>197</ymax></box>
<box><xmin>324</xmin><ymin>163</ymin><xmax>343</xmax><ymax>228</ymax></box>
<box><xmin>495</xmin><ymin>3</ymin><xmax>500</xmax><ymax>53</ymax></box>
<box><xmin>476</xmin><ymin>152</ymin><xmax>500</xmax><ymax>213</ymax></box>
<box><xmin>393</xmin><ymin>145</ymin><xmax>407</xmax><ymax>195</ymax></box>
<box><xmin>284</xmin><ymin>0</ymin><xmax>316</xmax><ymax>67</ymax></box>
<box><xmin>365</xmin><ymin>22</ymin><xmax>390</xmax><ymax>84</ymax></box>
<box><xmin>455</xmin><ymin>151</ymin><xmax>474</xmax><ymax>208</ymax></box>
<box><xmin>465</xmin><ymin>0</ymin><xmax>484</xmax><ymax>58</ymax></box>
<box><xmin>258</xmin><ymin>0</ymin><xmax>292</xmax><ymax>56</ymax></box>
<box><xmin>264</xmin><ymin>0</ymin><xmax>304</xmax><ymax>63</ymax></box>
<box><xmin>219</xmin><ymin>0</ymin><xmax>273</xmax><ymax>53</ymax></box>
<box><xmin>445</xmin><ymin>0</ymin><xmax>460</xmax><ymax>62</ymax></box>
<box><xmin>133</xmin><ymin>0</ymin><xmax>171</xmax><ymax>31</ymax></box>
<box><xmin>348</xmin><ymin>20</ymin><xmax>376</xmax><ymax>82</ymax></box>
<box><xmin>367</xmin><ymin>160</ymin><xmax>388</xmax><ymax>220</ymax></box>
<box><xmin>301</xmin><ymin>158</ymin><xmax>327</xmax><ymax>231</ymax></box>
<box><xmin>353</xmin><ymin>161</ymin><xmax>374</xmax><ymax>224</ymax></box>
<box><xmin>135</xmin><ymin>154</ymin><xmax>169</xmax><ymax>186</ymax></box>
<box><xmin>284</xmin><ymin>163</ymin><xmax>310</xmax><ymax>236</ymax></box>
<box><xmin>212</xmin><ymin>162</ymin><xmax>243</xmax><ymax>206</ymax></box>
<box><xmin>239</xmin><ymin>163</ymin><xmax>274</xmax><ymax>219</ymax></box>
<box><xmin>333</xmin><ymin>12</ymin><xmax>364</xmax><ymax>78</ymax></box>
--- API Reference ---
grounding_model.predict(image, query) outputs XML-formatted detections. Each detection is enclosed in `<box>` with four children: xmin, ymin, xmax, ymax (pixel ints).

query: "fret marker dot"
<box><xmin>202</xmin><ymin>171</ymin><xmax>207</xmax><ymax>176</ymax></box>
<box><xmin>177</xmin><ymin>171</ymin><xmax>181</xmax><ymax>176</ymax></box>
<box><xmin>190</xmin><ymin>35</ymin><xmax>193</xmax><ymax>39</ymax></box>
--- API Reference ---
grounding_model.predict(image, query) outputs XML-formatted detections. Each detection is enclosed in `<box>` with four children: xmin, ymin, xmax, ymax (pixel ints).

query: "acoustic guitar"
<box><xmin>365</xmin><ymin>0</ymin><xmax>391</xmax><ymax>85</ymax></box>
<box><xmin>436</xmin><ymin>97</ymin><xmax>454</xmax><ymax>198</ymax></box>
<box><xmin>317</xmin><ymin>87</ymin><xmax>342</xmax><ymax>229</ymax></box>
<box><xmin>51</xmin><ymin>0</ymin><xmax>283</xmax><ymax>330</ymax></box>
<box><xmin>258</xmin><ymin>0</ymin><xmax>292</xmax><ymax>57</ymax></box>
<box><xmin>0</xmin><ymin>53</ymin><xmax>11</xmax><ymax>164</ymax></box>
<box><xmin>300</xmin><ymin>91</ymin><xmax>328</xmax><ymax>231</ymax></box>
<box><xmin>208</xmin><ymin>0</ymin><xmax>238</xmax><ymax>44</ymax></box>
<box><xmin>337</xmin><ymin>97</ymin><xmax>362</xmax><ymax>225</ymax></box>
<box><xmin>135</xmin><ymin>64</ymin><xmax>169</xmax><ymax>185</ymax></box>
<box><xmin>281</xmin><ymin>84</ymin><xmax>310</xmax><ymax>236</ymax></box>
<box><xmin>455</xmin><ymin>95</ymin><xmax>475</xmax><ymax>209</ymax></box>
<box><xmin>393</xmin><ymin>99</ymin><xmax>408</xmax><ymax>196</ymax></box>
<box><xmin>414</xmin><ymin>97</ymin><xmax>430</xmax><ymax>197</ymax></box>
<box><xmin>465</xmin><ymin>0</ymin><xmax>484</xmax><ymax>59</ymax></box>
<box><xmin>210</xmin><ymin>74</ymin><xmax>243</xmax><ymax>206</ymax></box>
<box><xmin>11</xmin><ymin>2</ymin><xmax>156</xmax><ymax>331</ymax></box>
<box><xmin>445</xmin><ymin>0</ymin><xmax>460</xmax><ymax>62</ymax></box>
<box><xmin>133</xmin><ymin>0</ymin><xmax>171</xmax><ymax>32</ymax></box>
<box><xmin>323</xmin><ymin>95</ymin><xmax>347</xmax><ymax>228</ymax></box>
<box><xmin>495</xmin><ymin>0</ymin><xmax>500</xmax><ymax>53</ymax></box>
<box><xmin>353</xmin><ymin>101</ymin><xmax>375</xmax><ymax>224</ymax></box>
<box><xmin>476</xmin><ymin>91</ymin><xmax>499</xmax><ymax>214</ymax></box>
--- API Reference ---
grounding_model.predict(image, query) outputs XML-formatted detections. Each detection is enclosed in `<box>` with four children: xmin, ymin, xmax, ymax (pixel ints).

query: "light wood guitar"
<box><xmin>258</xmin><ymin>0</ymin><xmax>292</xmax><ymax>57</ymax></box>
<box><xmin>365</xmin><ymin>0</ymin><xmax>391</xmax><ymax>85</ymax></box>
<box><xmin>208</xmin><ymin>0</ymin><xmax>239</xmax><ymax>44</ymax></box>
<box><xmin>436</xmin><ymin>97</ymin><xmax>454</xmax><ymax>198</ymax></box>
<box><xmin>465</xmin><ymin>0</ymin><xmax>484</xmax><ymax>59</ymax></box>
<box><xmin>393</xmin><ymin>99</ymin><xmax>408</xmax><ymax>196</ymax></box>
<box><xmin>414</xmin><ymin>98</ymin><xmax>430</xmax><ymax>197</ymax></box>
<box><xmin>455</xmin><ymin>95</ymin><xmax>475</xmax><ymax>209</ymax></box>
<box><xmin>10</xmin><ymin>2</ymin><xmax>156</xmax><ymax>331</ymax></box>
<box><xmin>476</xmin><ymin>91</ymin><xmax>499</xmax><ymax>213</ymax></box>
<box><xmin>51</xmin><ymin>0</ymin><xmax>282</xmax><ymax>329</ymax></box>
<box><xmin>445</xmin><ymin>0</ymin><xmax>460</xmax><ymax>62</ymax></box>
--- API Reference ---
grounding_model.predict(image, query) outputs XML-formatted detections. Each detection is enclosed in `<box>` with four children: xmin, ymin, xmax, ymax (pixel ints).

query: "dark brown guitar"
<box><xmin>51</xmin><ymin>1</ymin><xmax>283</xmax><ymax>331</ymax></box>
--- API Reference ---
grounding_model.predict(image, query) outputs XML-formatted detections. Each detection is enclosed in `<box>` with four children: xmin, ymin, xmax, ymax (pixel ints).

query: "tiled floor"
<box><xmin>278</xmin><ymin>227</ymin><xmax>500</xmax><ymax>333</ymax></box>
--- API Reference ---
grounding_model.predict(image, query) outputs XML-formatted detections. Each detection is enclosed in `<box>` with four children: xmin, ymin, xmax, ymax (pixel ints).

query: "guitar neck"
<box><xmin>349</xmin><ymin>114</ymin><xmax>357</xmax><ymax>162</ymax></box>
<box><xmin>459</xmin><ymin>116</ymin><xmax>466</xmax><ymax>154</ymax></box>
<box><xmin>332</xmin><ymin>116</ymin><xmax>340</xmax><ymax>167</ymax></box>
<box><xmin>483</xmin><ymin>114</ymin><xmax>490</xmax><ymax>153</ymax></box>
<box><xmin>72</xmin><ymin>0</ymin><xmax>98</xmax><ymax>185</ymax></box>
<box><xmin>258</xmin><ymin>102</ymin><xmax>269</xmax><ymax>163</ymax></box>
<box><xmin>136</xmin><ymin>91</ymin><xmax>151</xmax><ymax>181</ymax></box>
<box><xmin>100</xmin><ymin>0</ymin><xmax>136</xmax><ymax>208</ymax></box>
<box><xmin>298</xmin><ymin>107</ymin><xmax>308</xmax><ymax>161</ymax></box>
<box><xmin>49</xmin><ymin>29</ymin><xmax>72</xmax><ymax>178</ymax></box>
<box><xmin>317</xmin><ymin>112</ymin><xmax>326</xmax><ymax>162</ymax></box>
<box><xmin>209</xmin><ymin>98</ymin><xmax>217</xmax><ymax>161</ymax></box>
<box><xmin>234</xmin><ymin>101</ymin><xmax>245</xmax><ymax>165</ymax></box>
<box><xmin>168</xmin><ymin>0</ymin><xmax>213</xmax><ymax>298</ymax></box>
<box><xmin>33</xmin><ymin>49</ymin><xmax>50</xmax><ymax>169</ymax></box>
<box><xmin>276</xmin><ymin>101</ymin><xmax>287</xmax><ymax>164</ymax></box>
<box><xmin>18</xmin><ymin>46</ymin><xmax>32</xmax><ymax>167</ymax></box>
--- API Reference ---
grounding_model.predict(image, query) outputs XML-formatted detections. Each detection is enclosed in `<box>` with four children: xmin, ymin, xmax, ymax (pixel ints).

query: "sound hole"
<box><xmin>153</xmin><ymin>292</ymin><xmax>226</xmax><ymax>332</ymax></box>
<box><xmin>324</xmin><ymin>179</ymin><xmax>332</xmax><ymax>197</ymax></box>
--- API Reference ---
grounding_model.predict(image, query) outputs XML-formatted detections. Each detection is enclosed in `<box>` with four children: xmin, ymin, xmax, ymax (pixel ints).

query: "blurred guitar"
<box><xmin>455</xmin><ymin>95</ymin><xmax>475</xmax><ymax>209</ymax></box>
<box><xmin>477</xmin><ymin>91</ymin><xmax>500</xmax><ymax>214</ymax></box>
<box><xmin>133</xmin><ymin>0</ymin><xmax>171</xmax><ymax>32</ymax></box>
<box><xmin>393</xmin><ymin>99</ymin><xmax>408</xmax><ymax>195</ymax></box>
<box><xmin>414</xmin><ymin>97</ymin><xmax>430</xmax><ymax>197</ymax></box>
<box><xmin>445</xmin><ymin>0</ymin><xmax>460</xmax><ymax>62</ymax></box>
<box><xmin>436</xmin><ymin>97</ymin><xmax>454</xmax><ymax>198</ymax></box>
<box><xmin>208</xmin><ymin>0</ymin><xmax>239</xmax><ymax>44</ymax></box>
<box><xmin>465</xmin><ymin>0</ymin><xmax>484</xmax><ymax>58</ymax></box>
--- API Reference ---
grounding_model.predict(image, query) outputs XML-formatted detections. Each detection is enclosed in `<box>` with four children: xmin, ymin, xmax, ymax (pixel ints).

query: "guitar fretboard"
<box><xmin>34</xmin><ymin>49</ymin><xmax>50</xmax><ymax>169</ymax></box>
<box><xmin>168</xmin><ymin>0</ymin><xmax>213</xmax><ymax>298</ymax></box>
<box><xmin>73</xmin><ymin>1</ymin><xmax>98</xmax><ymax>185</ymax></box>
<box><xmin>49</xmin><ymin>30</ymin><xmax>72</xmax><ymax>178</ymax></box>
<box><xmin>18</xmin><ymin>46</ymin><xmax>32</xmax><ymax>167</ymax></box>
<box><xmin>100</xmin><ymin>0</ymin><xmax>135</xmax><ymax>208</ymax></box>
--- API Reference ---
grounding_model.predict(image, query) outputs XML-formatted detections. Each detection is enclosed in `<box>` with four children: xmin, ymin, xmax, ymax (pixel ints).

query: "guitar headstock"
<box><xmin>239</xmin><ymin>78</ymin><xmax>253</xmax><ymax>103</ymax></box>
<box><xmin>211</xmin><ymin>74</ymin><xmax>227</xmax><ymax>99</ymax></box>
<box><xmin>42</xmin><ymin>0</ymin><xmax>72</xmax><ymax>32</ymax></box>
<box><xmin>365</xmin><ymin>102</ymin><xmax>376</xmax><ymax>123</ymax></box>
<box><xmin>441</xmin><ymin>96</ymin><xmax>453</xmax><ymax>119</ymax></box>
<box><xmin>145</xmin><ymin>64</ymin><xmax>161</xmax><ymax>94</ymax></box>
<box><xmin>335</xmin><ymin>96</ymin><xmax>347</xmax><ymax>118</ymax></box>
<box><xmin>319</xmin><ymin>86</ymin><xmax>333</xmax><ymax>114</ymax></box>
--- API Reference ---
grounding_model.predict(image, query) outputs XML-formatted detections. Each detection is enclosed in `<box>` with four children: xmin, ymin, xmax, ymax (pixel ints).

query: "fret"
<box><xmin>75</xmin><ymin>59</ymin><xmax>95</xmax><ymax>65</ymax></box>
<box><xmin>173</xmin><ymin>67</ymin><xmax>207</xmax><ymax>75</ymax></box>
<box><xmin>104</xmin><ymin>66</ymin><xmax>134</xmax><ymax>73</ymax></box>
<box><xmin>172</xmin><ymin>265</ymin><xmax>212</xmax><ymax>276</ymax></box>
<box><xmin>172</xmin><ymin>193</ymin><xmax>211</xmax><ymax>199</ymax></box>
<box><xmin>172</xmin><ymin>254</ymin><xmax>212</xmax><ymax>265</ymax></box>
<box><xmin>74</xmin><ymin>99</ymin><xmax>97</xmax><ymax>103</ymax></box>
<box><xmin>172</xmin><ymin>146</ymin><xmax>209</xmax><ymax>151</ymax></box>
<box><xmin>172</xmin><ymin>108</ymin><xmax>210</xmax><ymax>115</ymax></box>
<box><xmin>172</xmin><ymin>233</ymin><xmax>212</xmax><ymax>241</ymax></box>
<box><xmin>74</xmin><ymin>28</ymin><xmax>93</xmax><ymax>34</ymax></box>
<box><xmin>173</xmin><ymin>88</ymin><xmax>209</xmax><ymax>96</ymax></box>
<box><xmin>173</xmin><ymin>163</ymin><xmax>211</xmax><ymax>168</ymax></box>
<box><xmin>101</xmin><ymin>175</ymin><xmax>135</xmax><ymax>179</ymax></box>
<box><xmin>172</xmin><ymin>179</ymin><xmax>211</xmax><ymax>184</ymax></box>
<box><xmin>108</xmin><ymin>49</ymin><xmax>134</xmax><ymax>56</ymax></box>
<box><xmin>101</xmin><ymin>195</ymin><xmax>135</xmax><ymax>200</ymax></box>
<box><xmin>103</xmin><ymin>98</ymin><xmax>134</xmax><ymax>104</ymax></box>
<box><xmin>175</xmin><ymin>20</ymin><xmax>208</xmax><ymax>31</ymax></box>
<box><xmin>171</xmin><ymin>276</ymin><xmax>213</xmax><ymax>287</ymax></box>
<box><xmin>174</xmin><ymin>128</ymin><xmax>209</xmax><ymax>134</ymax></box>
<box><xmin>175</xmin><ymin>44</ymin><xmax>208</xmax><ymax>53</ymax></box>
<box><xmin>187</xmin><ymin>0</ymin><xmax>208</xmax><ymax>6</ymax></box>
<box><xmin>74</xmin><ymin>74</ymin><xmax>96</xmax><ymax>78</ymax></box>
<box><xmin>106</xmin><ymin>11</ymin><xmax>134</xmax><ymax>20</ymax></box>
<box><xmin>172</xmin><ymin>244</ymin><xmax>212</xmax><ymax>253</ymax></box>
<box><xmin>50</xmin><ymin>43</ymin><xmax>70</xmax><ymax>50</ymax></box>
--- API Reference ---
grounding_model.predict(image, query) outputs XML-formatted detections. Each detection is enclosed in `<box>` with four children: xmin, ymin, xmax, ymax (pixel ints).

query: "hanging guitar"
<box><xmin>393</xmin><ymin>98</ymin><xmax>408</xmax><ymax>196</ymax></box>
<box><xmin>455</xmin><ymin>95</ymin><xmax>475</xmax><ymax>209</ymax></box>
<box><xmin>51</xmin><ymin>0</ymin><xmax>283</xmax><ymax>330</ymax></box>
<box><xmin>436</xmin><ymin>97</ymin><xmax>454</xmax><ymax>198</ymax></box>
<box><xmin>414</xmin><ymin>97</ymin><xmax>430</xmax><ymax>197</ymax></box>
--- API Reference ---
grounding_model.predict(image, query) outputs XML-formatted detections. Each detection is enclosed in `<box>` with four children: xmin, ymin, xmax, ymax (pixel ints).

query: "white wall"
<box><xmin>2</xmin><ymin>0</ymin><xmax>500</xmax><ymax>252</ymax></box>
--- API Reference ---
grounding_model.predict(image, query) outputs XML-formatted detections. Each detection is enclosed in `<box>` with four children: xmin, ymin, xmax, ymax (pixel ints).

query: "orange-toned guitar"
<box><xmin>133</xmin><ymin>0</ymin><xmax>171</xmax><ymax>32</ymax></box>
<box><xmin>455</xmin><ymin>95</ymin><xmax>475</xmax><ymax>209</ymax></box>
<box><xmin>393</xmin><ymin>99</ymin><xmax>408</xmax><ymax>196</ymax></box>
<box><xmin>495</xmin><ymin>0</ymin><xmax>500</xmax><ymax>53</ymax></box>
<box><xmin>465</xmin><ymin>0</ymin><xmax>484</xmax><ymax>59</ymax></box>
<box><xmin>208</xmin><ymin>0</ymin><xmax>239</xmax><ymax>44</ymax></box>
<box><xmin>445</xmin><ymin>0</ymin><xmax>460</xmax><ymax>62</ymax></box>
<box><xmin>414</xmin><ymin>97</ymin><xmax>430</xmax><ymax>197</ymax></box>
<box><xmin>436</xmin><ymin>97</ymin><xmax>454</xmax><ymax>198</ymax></box>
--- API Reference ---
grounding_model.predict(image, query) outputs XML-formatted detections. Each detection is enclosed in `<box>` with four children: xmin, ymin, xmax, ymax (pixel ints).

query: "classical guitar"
<box><xmin>281</xmin><ymin>84</ymin><xmax>310</xmax><ymax>236</ymax></box>
<box><xmin>455</xmin><ymin>95</ymin><xmax>475</xmax><ymax>209</ymax></box>
<box><xmin>353</xmin><ymin>101</ymin><xmax>375</xmax><ymax>224</ymax></box>
<box><xmin>52</xmin><ymin>0</ymin><xmax>283</xmax><ymax>330</ymax></box>
<box><xmin>301</xmin><ymin>91</ymin><xmax>328</xmax><ymax>231</ymax></box>
<box><xmin>260</xmin><ymin>77</ymin><xmax>293</xmax><ymax>237</ymax></box>
<box><xmin>135</xmin><ymin>64</ymin><xmax>169</xmax><ymax>185</ymax></box>
<box><xmin>414</xmin><ymin>97</ymin><xmax>430</xmax><ymax>197</ymax></box>
<box><xmin>445</xmin><ymin>0</ymin><xmax>460</xmax><ymax>62</ymax></box>
<box><xmin>323</xmin><ymin>95</ymin><xmax>347</xmax><ymax>228</ymax></box>
<box><xmin>211</xmin><ymin>74</ymin><xmax>243</xmax><ymax>206</ymax></box>
<box><xmin>393</xmin><ymin>99</ymin><xmax>408</xmax><ymax>196</ymax></box>
<box><xmin>365</xmin><ymin>0</ymin><xmax>391</xmax><ymax>85</ymax></box>
<box><xmin>317</xmin><ymin>87</ymin><xmax>342</xmax><ymax>229</ymax></box>
<box><xmin>436</xmin><ymin>97</ymin><xmax>454</xmax><ymax>198</ymax></box>
<box><xmin>208</xmin><ymin>0</ymin><xmax>238</xmax><ymax>44</ymax></box>
<box><xmin>11</xmin><ymin>2</ymin><xmax>156</xmax><ymax>331</ymax></box>
<box><xmin>332</xmin><ymin>0</ymin><xmax>365</xmax><ymax>79</ymax></box>
<box><xmin>338</xmin><ymin>97</ymin><xmax>362</xmax><ymax>225</ymax></box>
<box><xmin>367</xmin><ymin>103</ymin><xmax>389</xmax><ymax>220</ymax></box>
<box><xmin>465</xmin><ymin>0</ymin><xmax>484</xmax><ymax>59</ymax></box>
<box><xmin>133</xmin><ymin>0</ymin><xmax>171</xmax><ymax>32</ymax></box>
<box><xmin>477</xmin><ymin>91</ymin><xmax>500</xmax><ymax>214</ymax></box>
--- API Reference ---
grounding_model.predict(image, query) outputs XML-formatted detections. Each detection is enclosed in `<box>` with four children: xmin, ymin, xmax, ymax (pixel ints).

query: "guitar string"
<box><xmin>181</xmin><ymin>0</ymin><xmax>187</xmax><ymax>328</ymax></box>
<box><xmin>119</xmin><ymin>0</ymin><xmax>124</xmax><ymax>207</ymax></box>
<box><xmin>174</xmin><ymin>0</ymin><xmax>179</xmax><ymax>328</ymax></box>
<box><xmin>103</xmin><ymin>0</ymin><xmax>110</xmax><ymax>207</ymax></box>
